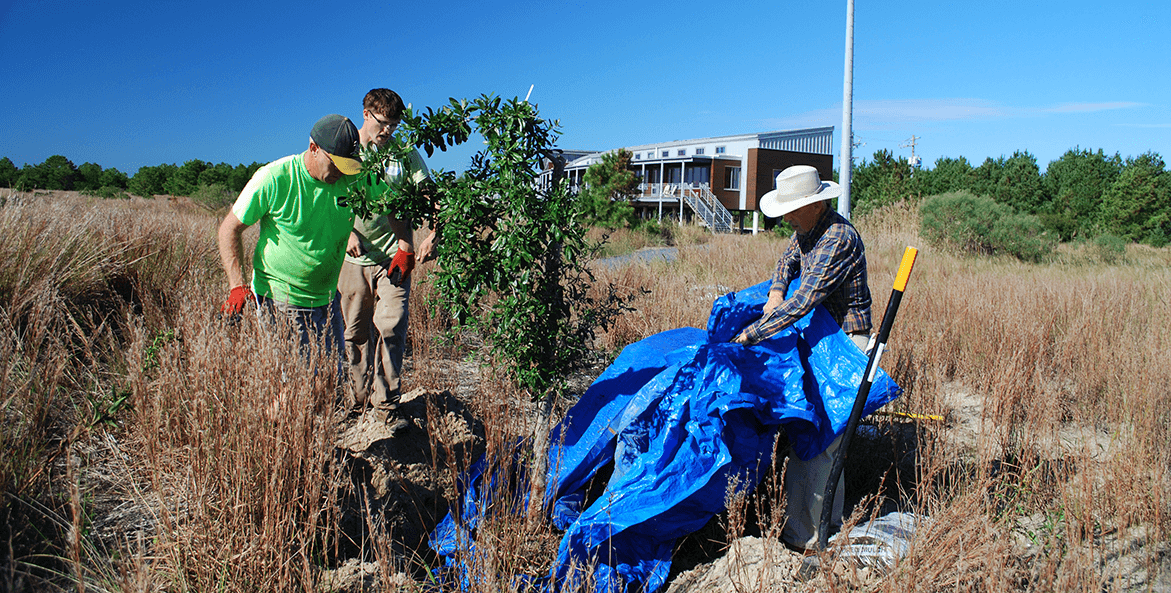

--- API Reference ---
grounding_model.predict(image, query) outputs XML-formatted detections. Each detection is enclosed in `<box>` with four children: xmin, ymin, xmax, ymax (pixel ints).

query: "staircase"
<box><xmin>680</xmin><ymin>184</ymin><xmax>734</xmax><ymax>233</ymax></box>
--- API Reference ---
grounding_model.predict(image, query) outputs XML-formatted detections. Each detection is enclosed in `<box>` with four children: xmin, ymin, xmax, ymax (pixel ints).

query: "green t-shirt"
<box><xmin>345</xmin><ymin>148</ymin><xmax>430</xmax><ymax>266</ymax></box>
<box><xmin>232</xmin><ymin>153</ymin><xmax>355</xmax><ymax>307</ymax></box>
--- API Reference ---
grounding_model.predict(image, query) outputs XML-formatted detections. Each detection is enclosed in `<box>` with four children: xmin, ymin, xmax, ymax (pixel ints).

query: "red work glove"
<box><xmin>387</xmin><ymin>249</ymin><xmax>415</xmax><ymax>286</ymax></box>
<box><xmin>221</xmin><ymin>286</ymin><xmax>254</xmax><ymax>316</ymax></box>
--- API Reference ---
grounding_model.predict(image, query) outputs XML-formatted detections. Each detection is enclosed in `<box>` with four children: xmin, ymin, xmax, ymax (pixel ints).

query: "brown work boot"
<box><xmin>372</xmin><ymin>405</ymin><xmax>409</xmax><ymax>434</ymax></box>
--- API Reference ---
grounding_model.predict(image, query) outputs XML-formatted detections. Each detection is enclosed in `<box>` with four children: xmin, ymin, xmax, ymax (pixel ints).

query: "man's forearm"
<box><xmin>217</xmin><ymin>213</ymin><xmax>248</xmax><ymax>289</ymax></box>
<box><xmin>388</xmin><ymin>217</ymin><xmax>414</xmax><ymax>253</ymax></box>
<box><xmin>737</xmin><ymin>290</ymin><xmax>800</xmax><ymax>344</ymax></box>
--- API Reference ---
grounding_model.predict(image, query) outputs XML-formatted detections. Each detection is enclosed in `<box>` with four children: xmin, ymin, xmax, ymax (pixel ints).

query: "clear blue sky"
<box><xmin>1</xmin><ymin>0</ymin><xmax>1167</xmax><ymax>177</ymax></box>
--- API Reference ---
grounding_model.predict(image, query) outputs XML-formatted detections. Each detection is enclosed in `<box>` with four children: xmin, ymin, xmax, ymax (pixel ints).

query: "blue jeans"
<box><xmin>257</xmin><ymin>293</ymin><xmax>346</xmax><ymax>381</ymax></box>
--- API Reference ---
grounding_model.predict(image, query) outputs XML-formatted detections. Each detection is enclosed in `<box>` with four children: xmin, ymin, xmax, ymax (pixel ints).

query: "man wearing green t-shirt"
<box><xmin>339</xmin><ymin>89</ymin><xmax>436</xmax><ymax>417</ymax></box>
<box><xmin>218</xmin><ymin>114</ymin><xmax>360</xmax><ymax>364</ymax></box>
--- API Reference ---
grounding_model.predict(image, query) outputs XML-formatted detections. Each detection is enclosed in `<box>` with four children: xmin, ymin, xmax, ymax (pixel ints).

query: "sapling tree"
<box><xmin>578</xmin><ymin>148</ymin><xmax>640</xmax><ymax>227</ymax></box>
<box><xmin>345</xmin><ymin>93</ymin><xmax>628</xmax><ymax>517</ymax></box>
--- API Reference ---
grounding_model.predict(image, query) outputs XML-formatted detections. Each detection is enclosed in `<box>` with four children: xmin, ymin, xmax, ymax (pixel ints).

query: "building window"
<box><xmin>666</xmin><ymin>164</ymin><xmax>681</xmax><ymax>184</ymax></box>
<box><xmin>772</xmin><ymin>169</ymin><xmax>784</xmax><ymax>188</ymax></box>
<box><xmin>695</xmin><ymin>147</ymin><xmax>705</xmax><ymax>155</ymax></box>
<box><xmin>661</xmin><ymin>150</ymin><xmax>669</xmax><ymax>158</ymax></box>
<box><xmin>677</xmin><ymin>149</ymin><xmax>686</xmax><ymax>156</ymax></box>
<box><xmin>715</xmin><ymin>146</ymin><xmax>726</xmax><ymax>154</ymax></box>
<box><xmin>634</xmin><ymin>153</ymin><xmax>640</xmax><ymax>160</ymax></box>
<box><xmin>724</xmin><ymin>166</ymin><xmax>741</xmax><ymax>190</ymax></box>
<box><xmin>684</xmin><ymin>165</ymin><xmax>710</xmax><ymax>185</ymax></box>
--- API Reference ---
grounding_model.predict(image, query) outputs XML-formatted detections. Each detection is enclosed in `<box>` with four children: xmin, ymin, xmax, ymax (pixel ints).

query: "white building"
<box><xmin>559</xmin><ymin>127</ymin><xmax>834</xmax><ymax>231</ymax></box>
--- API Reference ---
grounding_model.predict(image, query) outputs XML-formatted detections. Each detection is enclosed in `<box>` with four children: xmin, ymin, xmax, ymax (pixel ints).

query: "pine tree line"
<box><xmin>848</xmin><ymin>148</ymin><xmax>1168</xmax><ymax>246</ymax></box>
<box><xmin>0</xmin><ymin>155</ymin><xmax>263</xmax><ymax>208</ymax></box>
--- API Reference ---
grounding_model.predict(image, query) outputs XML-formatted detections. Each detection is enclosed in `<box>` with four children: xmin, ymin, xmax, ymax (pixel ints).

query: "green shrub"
<box><xmin>1092</xmin><ymin>233</ymin><xmax>1127</xmax><ymax>264</ymax></box>
<box><xmin>189</xmin><ymin>183</ymin><xmax>236</xmax><ymax>211</ymax></box>
<box><xmin>920</xmin><ymin>190</ymin><xmax>1056</xmax><ymax>262</ymax></box>
<box><xmin>1143</xmin><ymin>228</ymin><xmax>1168</xmax><ymax>248</ymax></box>
<box><xmin>772</xmin><ymin>218</ymin><xmax>795</xmax><ymax>238</ymax></box>
<box><xmin>919</xmin><ymin>191</ymin><xmax>1004</xmax><ymax>255</ymax></box>
<box><xmin>989</xmin><ymin>212</ymin><xmax>1056</xmax><ymax>263</ymax></box>
<box><xmin>84</xmin><ymin>185</ymin><xmax>130</xmax><ymax>200</ymax></box>
<box><xmin>1037</xmin><ymin>209</ymin><xmax>1079</xmax><ymax>242</ymax></box>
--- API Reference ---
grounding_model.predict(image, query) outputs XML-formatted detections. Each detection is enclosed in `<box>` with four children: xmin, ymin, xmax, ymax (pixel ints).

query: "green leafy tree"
<box><xmin>75</xmin><ymin>162</ymin><xmax>104</xmax><ymax>192</ymax></box>
<box><xmin>918</xmin><ymin>156</ymin><xmax>974</xmax><ymax>197</ymax></box>
<box><xmin>17</xmin><ymin>155</ymin><xmax>77</xmax><ymax>190</ymax></box>
<box><xmin>129</xmin><ymin>163</ymin><xmax>176</xmax><ymax>197</ymax></box>
<box><xmin>99</xmin><ymin>167</ymin><xmax>129</xmax><ymax>190</ymax></box>
<box><xmin>164</xmin><ymin>159</ymin><xmax>207</xmax><ymax>196</ymax></box>
<box><xmin>198</xmin><ymin>162</ymin><xmax>234</xmax><ymax>188</ymax></box>
<box><xmin>1100</xmin><ymin>152</ymin><xmax>1169</xmax><ymax>245</ymax></box>
<box><xmin>0</xmin><ymin>157</ymin><xmax>17</xmax><ymax>188</ymax></box>
<box><xmin>347</xmin><ymin>94</ymin><xmax>628</xmax><ymax>513</ymax></box>
<box><xmin>993</xmin><ymin>151</ymin><xmax>1045</xmax><ymax>214</ymax></box>
<box><xmin>851</xmin><ymin>149</ymin><xmax>919</xmax><ymax>215</ymax></box>
<box><xmin>578</xmin><ymin>148</ymin><xmax>639</xmax><ymax>227</ymax></box>
<box><xmin>968</xmin><ymin>156</ymin><xmax>1003</xmax><ymax>199</ymax></box>
<box><xmin>969</xmin><ymin>151</ymin><xmax>1046</xmax><ymax>214</ymax></box>
<box><xmin>14</xmin><ymin>163</ymin><xmax>41</xmax><ymax>190</ymax></box>
<box><xmin>1040</xmin><ymin>148</ymin><xmax>1122</xmax><ymax>240</ymax></box>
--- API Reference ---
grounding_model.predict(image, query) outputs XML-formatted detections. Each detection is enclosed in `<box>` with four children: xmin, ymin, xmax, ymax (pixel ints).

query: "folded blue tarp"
<box><xmin>430</xmin><ymin>280</ymin><xmax>902</xmax><ymax>592</ymax></box>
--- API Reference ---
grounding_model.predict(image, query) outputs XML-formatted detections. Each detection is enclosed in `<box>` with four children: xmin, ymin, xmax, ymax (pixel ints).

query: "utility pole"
<box><xmin>900</xmin><ymin>135</ymin><xmax>921</xmax><ymax>176</ymax></box>
<box><xmin>838</xmin><ymin>0</ymin><xmax>855</xmax><ymax>220</ymax></box>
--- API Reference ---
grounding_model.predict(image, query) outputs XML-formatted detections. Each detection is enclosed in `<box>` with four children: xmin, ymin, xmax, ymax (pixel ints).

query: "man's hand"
<box><xmin>732</xmin><ymin>332</ymin><xmax>752</xmax><ymax>346</ymax></box>
<box><xmin>346</xmin><ymin>232</ymin><xmax>365</xmax><ymax>258</ymax></box>
<box><xmin>387</xmin><ymin>249</ymin><xmax>415</xmax><ymax>286</ymax></box>
<box><xmin>221</xmin><ymin>285</ymin><xmax>254</xmax><ymax>316</ymax></box>
<box><xmin>417</xmin><ymin>229</ymin><xmax>438</xmax><ymax>263</ymax></box>
<box><xmin>763</xmin><ymin>289</ymin><xmax>785</xmax><ymax>314</ymax></box>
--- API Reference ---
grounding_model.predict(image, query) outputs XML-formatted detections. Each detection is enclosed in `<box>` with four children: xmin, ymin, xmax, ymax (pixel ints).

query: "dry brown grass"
<box><xmin>2</xmin><ymin>191</ymin><xmax>1168</xmax><ymax>592</ymax></box>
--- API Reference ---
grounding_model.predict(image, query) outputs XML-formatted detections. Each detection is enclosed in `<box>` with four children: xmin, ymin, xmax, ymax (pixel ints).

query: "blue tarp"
<box><xmin>430</xmin><ymin>280</ymin><xmax>902</xmax><ymax>592</ymax></box>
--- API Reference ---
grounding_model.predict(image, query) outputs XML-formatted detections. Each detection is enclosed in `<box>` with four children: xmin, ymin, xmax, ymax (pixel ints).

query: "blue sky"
<box><xmin>1</xmin><ymin>0</ymin><xmax>1167</xmax><ymax>177</ymax></box>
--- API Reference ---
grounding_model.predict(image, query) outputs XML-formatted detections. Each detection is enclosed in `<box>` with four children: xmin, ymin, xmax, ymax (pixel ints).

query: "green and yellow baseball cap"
<box><xmin>310</xmin><ymin>114</ymin><xmax>362</xmax><ymax>175</ymax></box>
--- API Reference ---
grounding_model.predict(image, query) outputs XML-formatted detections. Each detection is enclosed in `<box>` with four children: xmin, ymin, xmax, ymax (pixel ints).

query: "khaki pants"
<box><xmin>338</xmin><ymin>261</ymin><xmax>410</xmax><ymax>409</ymax></box>
<box><xmin>782</xmin><ymin>332</ymin><xmax>871</xmax><ymax>550</ymax></box>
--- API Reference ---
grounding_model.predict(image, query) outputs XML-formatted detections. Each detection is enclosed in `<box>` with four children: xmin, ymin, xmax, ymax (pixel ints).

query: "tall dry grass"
<box><xmin>0</xmin><ymin>191</ymin><xmax>356</xmax><ymax>592</ymax></box>
<box><xmin>126</xmin><ymin>303</ymin><xmax>346</xmax><ymax>591</ymax></box>
<box><xmin>864</xmin><ymin>202</ymin><xmax>1171</xmax><ymax>591</ymax></box>
<box><xmin>0</xmin><ymin>191</ymin><xmax>224</xmax><ymax>591</ymax></box>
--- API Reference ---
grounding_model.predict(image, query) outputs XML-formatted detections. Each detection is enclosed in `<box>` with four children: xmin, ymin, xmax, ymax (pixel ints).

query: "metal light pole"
<box><xmin>838</xmin><ymin>0</ymin><xmax>855</xmax><ymax>220</ymax></box>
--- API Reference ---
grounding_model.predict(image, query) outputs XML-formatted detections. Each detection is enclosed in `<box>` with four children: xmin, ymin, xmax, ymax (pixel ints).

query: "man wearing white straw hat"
<box><xmin>732</xmin><ymin>164</ymin><xmax>873</xmax><ymax>554</ymax></box>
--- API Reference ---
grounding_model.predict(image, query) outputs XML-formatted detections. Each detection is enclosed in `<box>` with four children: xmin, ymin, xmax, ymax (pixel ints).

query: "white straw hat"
<box><xmin>759</xmin><ymin>165</ymin><xmax>842</xmax><ymax>218</ymax></box>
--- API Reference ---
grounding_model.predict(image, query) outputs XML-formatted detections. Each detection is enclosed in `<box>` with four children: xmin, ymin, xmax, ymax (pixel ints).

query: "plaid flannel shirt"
<box><xmin>740</xmin><ymin>208</ymin><xmax>872</xmax><ymax>344</ymax></box>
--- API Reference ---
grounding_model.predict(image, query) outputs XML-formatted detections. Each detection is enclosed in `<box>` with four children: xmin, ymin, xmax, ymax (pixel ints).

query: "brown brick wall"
<box><xmin>745</xmin><ymin>149</ymin><xmax>834</xmax><ymax>212</ymax></box>
<box><xmin>710</xmin><ymin>159</ymin><xmax>742</xmax><ymax>210</ymax></box>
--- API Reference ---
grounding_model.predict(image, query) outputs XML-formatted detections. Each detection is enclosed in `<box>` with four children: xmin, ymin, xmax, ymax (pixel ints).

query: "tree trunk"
<box><xmin>528</xmin><ymin>389</ymin><xmax>555</xmax><ymax>526</ymax></box>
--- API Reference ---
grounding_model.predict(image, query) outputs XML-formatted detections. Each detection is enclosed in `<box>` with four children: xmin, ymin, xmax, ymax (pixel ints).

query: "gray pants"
<box><xmin>782</xmin><ymin>331</ymin><xmax>871</xmax><ymax>550</ymax></box>
<box><xmin>337</xmin><ymin>261</ymin><xmax>410</xmax><ymax>409</ymax></box>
